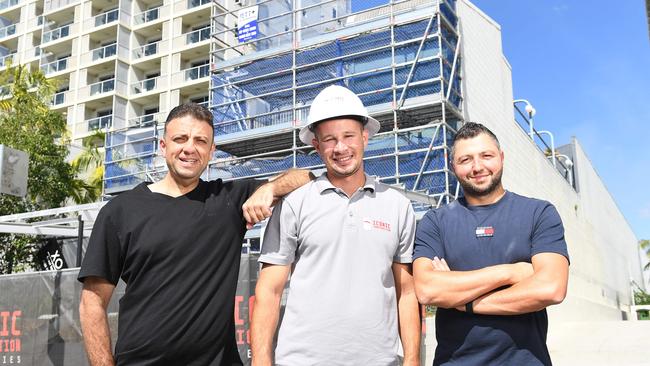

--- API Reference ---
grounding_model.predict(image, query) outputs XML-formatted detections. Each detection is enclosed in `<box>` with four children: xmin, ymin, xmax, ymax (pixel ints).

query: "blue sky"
<box><xmin>470</xmin><ymin>0</ymin><xmax>650</xmax><ymax>240</ymax></box>
<box><xmin>354</xmin><ymin>0</ymin><xmax>650</xmax><ymax>240</ymax></box>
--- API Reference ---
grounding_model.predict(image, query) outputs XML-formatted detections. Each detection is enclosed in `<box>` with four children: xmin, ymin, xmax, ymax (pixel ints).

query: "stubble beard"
<box><xmin>458</xmin><ymin>168</ymin><xmax>503</xmax><ymax>198</ymax></box>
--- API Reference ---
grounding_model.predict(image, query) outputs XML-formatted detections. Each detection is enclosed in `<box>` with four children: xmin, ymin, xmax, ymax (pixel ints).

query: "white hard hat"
<box><xmin>299</xmin><ymin>85</ymin><xmax>380</xmax><ymax>145</ymax></box>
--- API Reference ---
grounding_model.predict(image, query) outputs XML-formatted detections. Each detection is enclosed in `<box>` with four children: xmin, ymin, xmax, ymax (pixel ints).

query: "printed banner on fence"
<box><xmin>0</xmin><ymin>255</ymin><xmax>260</xmax><ymax>365</ymax></box>
<box><xmin>237</xmin><ymin>6</ymin><xmax>259</xmax><ymax>43</ymax></box>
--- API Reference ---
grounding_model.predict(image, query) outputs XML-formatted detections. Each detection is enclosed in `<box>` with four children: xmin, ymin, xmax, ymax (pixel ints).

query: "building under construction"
<box><xmin>0</xmin><ymin>0</ymin><xmax>644</xmax><ymax>364</ymax></box>
<box><xmin>104</xmin><ymin>0</ymin><xmax>463</xmax><ymax>212</ymax></box>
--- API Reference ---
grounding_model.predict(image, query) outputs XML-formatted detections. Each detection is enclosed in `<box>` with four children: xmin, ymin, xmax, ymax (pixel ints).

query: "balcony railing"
<box><xmin>91</xmin><ymin>43</ymin><xmax>117</xmax><ymax>61</ymax></box>
<box><xmin>184</xmin><ymin>64</ymin><xmax>209</xmax><ymax>81</ymax></box>
<box><xmin>187</xmin><ymin>0</ymin><xmax>210</xmax><ymax>9</ymax></box>
<box><xmin>40</xmin><ymin>57</ymin><xmax>69</xmax><ymax>74</ymax></box>
<box><xmin>94</xmin><ymin>9</ymin><xmax>119</xmax><ymax>27</ymax></box>
<box><xmin>185</xmin><ymin>27</ymin><xmax>210</xmax><ymax>45</ymax></box>
<box><xmin>132</xmin><ymin>41</ymin><xmax>161</xmax><ymax>60</ymax></box>
<box><xmin>131</xmin><ymin>76</ymin><xmax>159</xmax><ymax>94</ymax></box>
<box><xmin>42</xmin><ymin>24</ymin><xmax>70</xmax><ymax>43</ymax></box>
<box><xmin>85</xmin><ymin>114</ymin><xmax>113</xmax><ymax>133</ymax></box>
<box><xmin>0</xmin><ymin>53</ymin><xmax>15</xmax><ymax>68</ymax></box>
<box><xmin>128</xmin><ymin>111</ymin><xmax>166</xmax><ymax>128</ymax></box>
<box><xmin>90</xmin><ymin>78</ymin><xmax>115</xmax><ymax>96</ymax></box>
<box><xmin>133</xmin><ymin>6</ymin><xmax>161</xmax><ymax>25</ymax></box>
<box><xmin>0</xmin><ymin>0</ymin><xmax>19</xmax><ymax>10</ymax></box>
<box><xmin>51</xmin><ymin>90</ymin><xmax>68</xmax><ymax>106</ymax></box>
<box><xmin>0</xmin><ymin>24</ymin><xmax>16</xmax><ymax>39</ymax></box>
<box><xmin>44</xmin><ymin>0</ymin><xmax>75</xmax><ymax>13</ymax></box>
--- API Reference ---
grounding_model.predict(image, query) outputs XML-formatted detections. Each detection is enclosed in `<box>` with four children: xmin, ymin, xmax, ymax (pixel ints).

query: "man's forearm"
<box><xmin>398</xmin><ymin>291</ymin><xmax>421</xmax><ymax>365</ymax></box>
<box><xmin>266</xmin><ymin>168</ymin><xmax>315</xmax><ymax>198</ymax></box>
<box><xmin>80</xmin><ymin>293</ymin><xmax>114</xmax><ymax>366</ymax></box>
<box><xmin>393</xmin><ymin>263</ymin><xmax>420</xmax><ymax>365</ymax></box>
<box><xmin>462</xmin><ymin>254</ymin><xmax>569</xmax><ymax>315</ymax></box>
<box><xmin>250</xmin><ymin>290</ymin><xmax>283</xmax><ymax>366</ymax></box>
<box><xmin>413</xmin><ymin>258</ymin><xmax>532</xmax><ymax>308</ymax></box>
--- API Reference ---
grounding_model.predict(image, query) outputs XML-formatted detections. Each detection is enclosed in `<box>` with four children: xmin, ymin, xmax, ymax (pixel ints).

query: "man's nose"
<box><xmin>181</xmin><ymin>141</ymin><xmax>197</xmax><ymax>153</ymax></box>
<box><xmin>334</xmin><ymin>140</ymin><xmax>347</xmax><ymax>152</ymax></box>
<box><xmin>471</xmin><ymin>158</ymin><xmax>483</xmax><ymax>172</ymax></box>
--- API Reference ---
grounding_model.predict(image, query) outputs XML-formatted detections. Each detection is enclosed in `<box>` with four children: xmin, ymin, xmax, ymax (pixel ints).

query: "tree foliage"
<box><xmin>0</xmin><ymin>65</ymin><xmax>101</xmax><ymax>273</ymax></box>
<box><xmin>634</xmin><ymin>290</ymin><xmax>650</xmax><ymax>306</ymax></box>
<box><xmin>640</xmin><ymin>239</ymin><xmax>650</xmax><ymax>271</ymax></box>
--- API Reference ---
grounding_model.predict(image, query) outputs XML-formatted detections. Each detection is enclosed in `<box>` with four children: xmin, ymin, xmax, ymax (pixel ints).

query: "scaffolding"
<box><xmin>102</xmin><ymin>0</ymin><xmax>464</xmax><ymax>208</ymax></box>
<box><xmin>209</xmin><ymin>0</ymin><xmax>463</xmax><ymax>207</ymax></box>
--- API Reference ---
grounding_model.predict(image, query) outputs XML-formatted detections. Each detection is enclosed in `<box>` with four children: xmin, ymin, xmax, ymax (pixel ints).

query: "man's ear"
<box><xmin>159</xmin><ymin>138</ymin><xmax>166</xmax><ymax>155</ymax></box>
<box><xmin>362</xmin><ymin>128</ymin><xmax>369</xmax><ymax>148</ymax></box>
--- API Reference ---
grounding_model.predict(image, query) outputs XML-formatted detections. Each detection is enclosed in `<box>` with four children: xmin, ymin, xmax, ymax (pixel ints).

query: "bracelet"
<box><xmin>465</xmin><ymin>301</ymin><xmax>473</xmax><ymax>314</ymax></box>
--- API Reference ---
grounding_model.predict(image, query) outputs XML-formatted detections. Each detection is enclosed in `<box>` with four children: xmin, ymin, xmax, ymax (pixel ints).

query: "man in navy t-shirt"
<box><xmin>413</xmin><ymin>122</ymin><xmax>570</xmax><ymax>366</ymax></box>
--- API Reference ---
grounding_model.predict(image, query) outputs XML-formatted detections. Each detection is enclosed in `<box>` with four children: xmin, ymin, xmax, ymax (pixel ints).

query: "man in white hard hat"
<box><xmin>250</xmin><ymin>85</ymin><xmax>421</xmax><ymax>366</ymax></box>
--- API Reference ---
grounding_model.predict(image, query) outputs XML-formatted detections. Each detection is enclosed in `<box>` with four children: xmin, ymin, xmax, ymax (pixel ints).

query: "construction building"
<box><xmin>0</xmin><ymin>0</ymin><xmax>644</xmax><ymax>364</ymax></box>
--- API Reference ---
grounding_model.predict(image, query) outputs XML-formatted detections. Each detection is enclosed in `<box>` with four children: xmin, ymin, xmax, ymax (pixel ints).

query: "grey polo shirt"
<box><xmin>259</xmin><ymin>173</ymin><xmax>416</xmax><ymax>366</ymax></box>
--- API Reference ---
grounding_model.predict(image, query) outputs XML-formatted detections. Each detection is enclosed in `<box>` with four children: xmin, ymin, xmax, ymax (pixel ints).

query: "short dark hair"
<box><xmin>164</xmin><ymin>103</ymin><xmax>214</xmax><ymax>137</ymax></box>
<box><xmin>449</xmin><ymin>122</ymin><xmax>500</xmax><ymax>163</ymax></box>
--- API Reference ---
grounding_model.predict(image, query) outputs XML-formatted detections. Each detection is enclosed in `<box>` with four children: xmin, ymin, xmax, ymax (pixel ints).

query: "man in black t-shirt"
<box><xmin>413</xmin><ymin>123</ymin><xmax>570</xmax><ymax>365</ymax></box>
<box><xmin>78</xmin><ymin>103</ymin><xmax>312</xmax><ymax>366</ymax></box>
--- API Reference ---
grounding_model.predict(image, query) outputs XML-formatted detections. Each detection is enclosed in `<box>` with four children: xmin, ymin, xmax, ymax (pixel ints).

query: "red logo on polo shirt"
<box><xmin>363</xmin><ymin>218</ymin><xmax>391</xmax><ymax>232</ymax></box>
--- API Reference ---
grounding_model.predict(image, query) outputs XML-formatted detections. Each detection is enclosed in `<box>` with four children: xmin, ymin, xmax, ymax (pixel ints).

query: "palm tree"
<box><xmin>70</xmin><ymin>131</ymin><xmax>105</xmax><ymax>203</ymax></box>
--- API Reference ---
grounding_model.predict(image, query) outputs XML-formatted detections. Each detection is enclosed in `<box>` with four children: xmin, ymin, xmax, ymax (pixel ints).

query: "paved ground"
<box><xmin>548</xmin><ymin>321</ymin><xmax>650</xmax><ymax>366</ymax></box>
<box><xmin>422</xmin><ymin>319</ymin><xmax>650</xmax><ymax>365</ymax></box>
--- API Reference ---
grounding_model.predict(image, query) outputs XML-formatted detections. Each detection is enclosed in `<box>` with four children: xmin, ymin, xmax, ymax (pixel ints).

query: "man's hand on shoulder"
<box><xmin>242</xmin><ymin>169</ymin><xmax>314</xmax><ymax>229</ymax></box>
<box><xmin>243</xmin><ymin>184</ymin><xmax>275</xmax><ymax>229</ymax></box>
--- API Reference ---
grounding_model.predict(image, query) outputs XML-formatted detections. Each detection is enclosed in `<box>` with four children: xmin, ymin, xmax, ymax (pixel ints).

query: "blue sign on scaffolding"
<box><xmin>237</xmin><ymin>6</ymin><xmax>259</xmax><ymax>43</ymax></box>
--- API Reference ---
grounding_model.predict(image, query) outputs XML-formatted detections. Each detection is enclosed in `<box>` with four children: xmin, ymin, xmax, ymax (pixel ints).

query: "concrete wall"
<box><xmin>457</xmin><ymin>0</ymin><xmax>643</xmax><ymax>322</ymax></box>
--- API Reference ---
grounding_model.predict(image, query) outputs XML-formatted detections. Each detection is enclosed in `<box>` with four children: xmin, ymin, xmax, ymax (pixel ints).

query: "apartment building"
<box><xmin>0</xmin><ymin>0</ymin><xmax>218</xmax><ymax>172</ymax></box>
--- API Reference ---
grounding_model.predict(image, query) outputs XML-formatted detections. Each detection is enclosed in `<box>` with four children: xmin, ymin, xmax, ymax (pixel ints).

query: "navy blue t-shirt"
<box><xmin>414</xmin><ymin>191</ymin><xmax>569</xmax><ymax>366</ymax></box>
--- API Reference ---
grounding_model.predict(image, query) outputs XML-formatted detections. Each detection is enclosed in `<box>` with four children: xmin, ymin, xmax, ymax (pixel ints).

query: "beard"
<box><xmin>458</xmin><ymin>168</ymin><xmax>503</xmax><ymax>198</ymax></box>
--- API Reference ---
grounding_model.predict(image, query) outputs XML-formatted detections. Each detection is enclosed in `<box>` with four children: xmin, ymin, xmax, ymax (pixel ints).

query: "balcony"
<box><xmin>40</xmin><ymin>57</ymin><xmax>69</xmax><ymax>75</ymax></box>
<box><xmin>133</xmin><ymin>6</ymin><xmax>161</xmax><ymax>26</ymax></box>
<box><xmin>128</xmin><ymin>111</ymin><xmax>166</xmax><ymax>128</ymax></box>
<box><xmin>76</xmin><ymin>115</ymin><xmax>112</xmax><ymax>135</ymax></box>
<box><xmin>27</xmin><ymin>15</ymin><xmax>44</xmax><ymax>30</ymax></box>
<box><xmin>44</xmin><ymin>0</ymin><xmax>75</xmax><ymax>13</ymax></box>
<box><xmin>0</xmin><ymin>24</ymin><xmax>16</xmax><ymax>39</ymax></box>
<box><xmin>132</xmin><ymin>40</ymin><xmax>163</xmax><ymax>60</ymax></box>
<box><xmin>91</xmin><ymin>43</ymin><xmax>117</xmax><ymax>62</ymax></box>
<box><xmin>51</xmin><ymin>90</ymin><xmax>70</xmax><ymax>106</ymax></box>
<box><xmin>89</xmin><ymin>78</ymin><xmax>115</xmax><ymax>96</ymax></box>
<box><xmin>187</xmin><ymin>0</ymin><xmax>210</xmax><ymax>9</ymax></box>
<box><xmin>185</xmin><ymin>64</ymin><xmax>209</xmax><ymax>81</ymax></box>
<box><xmin>0</xmin><ymin>0</ymin><xmax>19</xmax><ymax>11</ymax></box>
<box><xmin>173</xmin><ymin>26</ymin><xmax>210</xmax><ymax>49</ymax></box>
<box><xmin>93</xmin><ymin>9</ymin><xmax>119</xmax><ymax>27</ymax></box>
<box><xmin>131</xmin><ymin>76</ymin><xmax>159</xmax><ymax>94</ymax></box>
<box><xmin>0</xmin><ymin>53</ymin><xmax>15</xmax><ymax>68</ymax></box>
<box><xmin>42</xmin><ymin>24</ymin><xmax>71</xmax><ymax>44</ymax></box>
<box><xmin>22</xmin><ymin>47</ymin><xmax>41</xmax><ymax>61</ymax></box>
<box><xmin>187</xmin><ymin>27</ymin><xmax>210</xmax><ymax>45</ymax></box>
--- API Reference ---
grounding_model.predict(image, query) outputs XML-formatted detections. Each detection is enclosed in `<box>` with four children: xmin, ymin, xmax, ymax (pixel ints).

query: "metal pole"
<box><xmin>76</xmin><ymin>215</ymin><xmax>84</xmax><ymax>267</ymax></box>
<box><xmin>413</xmin><ymin>125</ymin><xmax>441</xmax><ymax>190</ymax></box>
<box><xmin>532</xmin><ymin>130</ymin><xmax>556</xmax><ymax>168</ymax></box>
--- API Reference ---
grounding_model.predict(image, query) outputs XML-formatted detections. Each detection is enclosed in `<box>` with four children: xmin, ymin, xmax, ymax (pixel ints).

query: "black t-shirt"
<box><xmin>79</xmin><ymin>179</ymin><xmax>261</xmax><ymax>365</ymax></box>
<box><xmin>414</xmin><ymin>191</ymin><xmax>569</xmax><ymax>366</ymax></box>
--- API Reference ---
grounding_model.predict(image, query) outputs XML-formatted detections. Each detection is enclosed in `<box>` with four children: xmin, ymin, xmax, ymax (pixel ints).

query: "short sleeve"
<box><xmin>413</xmin><ymin>210</ymin><xmax>444</xmax><ymax>261</ymax></box>
<box><xmin>393</xmin><ymin>201</ymin><xmax>416</xmax><ymax>263</ymax></box>
<box><xmin>78</xmin><ymin>206</ymin><xmax>123</xmax><ymax>285</ymax></box>
<box><xmin>531</xmin><ymin>203</ymin><xmax>570</xmax><ymax>262</ymax></box>
<box><xmin>259</xmin><ymin>199</ymin><xmax>298</xmax><ymax>265</ymax></box>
